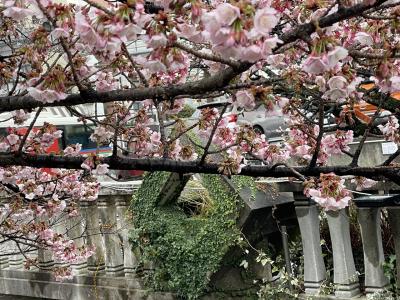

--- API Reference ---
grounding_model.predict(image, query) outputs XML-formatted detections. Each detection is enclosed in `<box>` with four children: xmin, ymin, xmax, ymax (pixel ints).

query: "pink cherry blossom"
<box><xmin>302</xmin><ymin>56</ymin><xmax>328</xmax><ymax>74</ymax></box>
<box><xmin>378</xmin><ymin>116</ymin><xmax>400</xmax><ymax>143</ymax></box>
<box><xmin>327</xmin><ymin>46</ymin><xmax>348</xmax><ymax>68</ymax></box>
<box><xmin>90</xmin><ymin>126</ymin><xmax>113</xmax><ymax>144</ymax></box>
<box><xmin>305</xmin><ymin>173</ymin><xmax>352</xmax><ymax>211</ymax></box>
<box><xmin>235</xmin><ymin>90</ymin><xmax>255</xmax><ymax>110</ymax></box>
<box><xmin>148</xmin><ymin>34</ymin><xmax>168</xmax><ymax>49</ymax></box>
<box><xmin>50</xmin><ymin>28</ymin><xmax>69</xmax><ymax>40</ymax></box>
<box><xmin>253</xmin><ymin>7</ymin><xmax>280</xmax><ymax>36</ymax></box>
<box><xmin>3</xmin><ymin>6</ymin><xmax>34</xmax><ymax>20</ymax></box>
<box><xmin>27</xmin><ymin>88</ymin><xmax>67</xmax><ymax>104</ymax></box>
<box><xmin>354</xmin><ymin>32</ymin><xmax>374</xmax><ymax>46</ymax></box>
<box><xmin>390</xmin><ymin>76</ymin><xmax>400</xmax><ymax>92</ymax></box>
<box><xmin>351</xmin><ymin>176</ymin><xmax>377</xmax><ymax>191</ymax></box>
<box><xmin>93</xmin><ymin>164</ymin><xmax>109</xmax><ymax>175</ymax></box>
<box><xmin>214</xmin><ymin>3</ymin><xmax>240</xmax><ymax>25</ymax></box>
<box><xmin>239</xmin><ymin>45</ymin><xmax>262</xmax><ymax>62</ymax></box>
<box><xmin>328</xmin><ymin>76</ymin><xmax>348</xmax><ymax>90</ymax></box>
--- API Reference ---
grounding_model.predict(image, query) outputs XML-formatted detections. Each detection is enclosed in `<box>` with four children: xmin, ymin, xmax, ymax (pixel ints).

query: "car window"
<box><xmin>64</xmin><ymin>125</ymin><xmax>97</xmax><ymax>150</ymax></box>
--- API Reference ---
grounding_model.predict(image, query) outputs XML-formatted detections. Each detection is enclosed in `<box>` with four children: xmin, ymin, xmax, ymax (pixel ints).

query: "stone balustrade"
<box><xmin>288</xmin><ymin>185</ymin><xmax>400</xmax><ymax>299</ymax></box>
<box><xmin>0</xmin><ymin>179</ymin><xmax>398</xmax><ymax>299</ymax></box>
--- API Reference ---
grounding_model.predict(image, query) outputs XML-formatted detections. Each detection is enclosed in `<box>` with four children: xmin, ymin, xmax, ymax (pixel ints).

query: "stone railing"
<box><xmin>277</xmin><ymin>181</ymin><xmax>400</xmax><ymax>299</ymax></box>
<box><xmin>0</xmin><ymin>181</ymin><xmax>177</xmax><ymax>300</ymax></box>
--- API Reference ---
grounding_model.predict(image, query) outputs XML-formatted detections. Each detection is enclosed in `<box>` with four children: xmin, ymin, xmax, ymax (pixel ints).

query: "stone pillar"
<box><xmin>37</xmin><ymin>248</ymin><xmax>54</xmax><ymax>271</ymax></box>
<box><xmin>326</xmin><ymin>209</ymin><xmax>360</xmax><ymax>297</ymax></box>
<box><xmin>98</xmin><ymin>195</ymin><xmax>124</xmax><ymax>276</ymax></box>
<box><xmin>388</xmin><ymin>208</ymin><xmax>400</xmax><ymax>291</ymax></box>
<box><xmin>358</xmin><ymin>207</ymin><xmax>388</xmax><ymax>293</ymax></box>
<box><xmin>67</xmin><ymin>213</ymin><xmax>88</xmax><ymax>275</ymax></box>
<box><xmin>53</xmin><ymin>216</ymin><xmax>70</xmax><ymax>270</ymax></box>
<box><xmin>35</xmin><ymin>216</ymin><xmax>54</xmax><ymax>271</ymax></box>
<box><xmin>115</xmin><ymin>195</ymin><xmax>139</xmax><ymax>277</ymax></box>
<box><xmin>0</xmin><ymin>244</ymin><xmax>9</xmax><ymax>269</ymax></box>
<box><xmin>7</xmin><ymin>242</ymin><xmax>24</xmax><ymax>270</ymax></box>
<box><xmin>294</xmin><ymin>194</ymin><xmax>326</xmax><ymax>295</ymax></box>
<box><xmin>80</xmin><ymin>200</ymin><xmax>105</xmax><ymax>274</ymax></box>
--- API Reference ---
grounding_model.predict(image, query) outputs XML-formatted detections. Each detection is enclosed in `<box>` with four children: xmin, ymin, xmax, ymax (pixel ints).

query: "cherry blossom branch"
<box><xmin>0</xmin><ymin>152</ymin><xmax>396</xmax><ymax>181</ymax></box>
<box><xmin>35</xmin><ymin>1</ymin><xmax>84</xmax><ymax>93</ymax></box>
<box><xmin>17</xmin><ymin>107</ymin><xmax>43</xmax><ymax>154</ymax></box>
<box><xmin>199</xmin><ymin>103</ymin><xmax>229</xmax><ymax>164</ymax></box>
<box><xmin>308</xmin><ymin>100</ymin><xmax>325</xmax><ymax>168</ymax></box>
<box><xmin>0</xmin><ymin>62</ymin><xmax>251</xmax><ymax>113</ymax></box>
<box><xmin>350</xmin><ymin>103</ymin><xmax>383</xmax><ymax>167</ymax></box>
<box><xmin>122</xmin><ymin>43</ymin><xmax>148</xmax><ymax>87</ymax></box>
<box><xmin>276</xmin><ymin>0</ymin><xmax>388</xmax><ymax>51</ymax></box>
<box><xmin>83</xmin><ymin>0</ymin><xmax>114</xmax><ymax>16</ymax></box>
<box><xmin>173</xmin><ymin>42</ymin><xmax>239</xmax><ymax>68</ymax></box>
<box><xmin>382</xmin><ymin>148</ymin><xmax>400</xmax><ymax>166</ymax></box>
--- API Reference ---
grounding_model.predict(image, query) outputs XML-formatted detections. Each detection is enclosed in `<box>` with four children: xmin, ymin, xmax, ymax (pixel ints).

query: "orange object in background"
<box><xmin>344</xmin><ymin>83</ymin><xmax>400</xmax><ymax>124</ymax></box>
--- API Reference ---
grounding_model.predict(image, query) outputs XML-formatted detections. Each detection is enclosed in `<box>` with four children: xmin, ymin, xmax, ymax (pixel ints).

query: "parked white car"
<box><xmin>190</xmin><ymin>102</ymin><xmax>286</xmax><ymax>140</ymax></box>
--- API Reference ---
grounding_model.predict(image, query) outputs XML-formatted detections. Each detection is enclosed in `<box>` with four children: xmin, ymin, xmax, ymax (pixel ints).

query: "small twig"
<box><xmin>17</xmin><ymin>107</ymin><xmax>43</xmax><ymax>154</ymax></box>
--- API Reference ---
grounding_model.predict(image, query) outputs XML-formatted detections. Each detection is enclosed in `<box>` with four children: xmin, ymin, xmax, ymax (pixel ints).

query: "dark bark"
<box><xmin>0</xmin><ymin>63</ymin><xmax>250</xmax><ymax>113</ymax></box>
<box><xmin>1</xmin><ymin>153</ymin><xmax>399</xmax><ymax>181</ymax></box>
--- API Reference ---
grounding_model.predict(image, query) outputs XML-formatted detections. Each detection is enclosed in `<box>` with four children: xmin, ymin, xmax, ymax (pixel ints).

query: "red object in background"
<box><xmin>128</xmin><ymin>170</ymin><xmax>144</xmax><ymax>177</ymax></box>
<box><xmin>227</xmin><ymin>114</ymin><xmax>238</xmax><ymax>123</ymax></box>
<box><xmin>11</xmin><ymin>126</ymin><xmax>145</xmax><ymax>178</ymax></box>
<box><xmin>15</xmin><ymin>127</ymin><xmax>60</xmax><ymax>174</ymax></box>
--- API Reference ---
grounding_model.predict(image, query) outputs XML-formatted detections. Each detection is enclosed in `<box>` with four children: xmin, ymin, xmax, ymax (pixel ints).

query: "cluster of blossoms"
<box><xmin>0</xmin><ymin>124</ymin><xmax>62</xmax><ymax>153</ymax></box>
<box><xmin>351</xmin><ymin>176</ymin><xmax>377</xmax><ymax>191</ymax></box>
<box><xmin>285</xmin><ymin>107</ymin><xmax>354</xmax><ymax>165</ymax></box>
<box><xmin>378</xmin><ymin>116</ymin><xmax>400</xmax><ymax>144</ymax></box>
<box><xmin>199</xmin><ymin>2</ymin><xmax>282</xmax><ymax>62</ymax></box>
<box><xmin>304</xmin><ymin>173</ymin><xmax>352</xmax><ymax>211</ymax></box>
<box><xmin>0</xmin><ymin>166</ymin><xmax>99</xmax><ymax>279</ymax></box>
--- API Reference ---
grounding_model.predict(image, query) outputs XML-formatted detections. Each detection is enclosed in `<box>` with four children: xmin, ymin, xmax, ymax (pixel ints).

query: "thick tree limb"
<box><xmin>1</xmin><ymin>153</ymin><xmax>399</xmax><ymax>180</ymax></box>
<box><xmin>0</xmin><ymin>63</ymin><xmax>251</xmax><ymax>113</ymax></box>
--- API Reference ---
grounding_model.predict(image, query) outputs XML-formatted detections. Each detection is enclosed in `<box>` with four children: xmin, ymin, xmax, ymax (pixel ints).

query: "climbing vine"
<box><xmin>129</xmin><ymin>172</ymin><xmax>256</xmax><ymax>299</ymax></box>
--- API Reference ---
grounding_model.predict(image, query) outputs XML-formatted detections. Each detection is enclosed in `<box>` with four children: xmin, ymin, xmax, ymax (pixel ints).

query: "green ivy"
<box><xmin>129</xmin><ymin>172</ymin><xmax>253</xmax><ymax>299</ymax></box>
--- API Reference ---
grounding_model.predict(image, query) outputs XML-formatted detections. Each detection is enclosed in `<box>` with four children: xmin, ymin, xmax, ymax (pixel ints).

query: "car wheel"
<box><xmin>253</xmin><ymin>125</ymin><xmax>264</xmax><ymax>135</ymax></box>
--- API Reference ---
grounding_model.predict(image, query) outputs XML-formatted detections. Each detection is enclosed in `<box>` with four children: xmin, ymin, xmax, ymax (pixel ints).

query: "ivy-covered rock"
<box><xmin>129</xmin><ymin>172</ymin><xmax>245</xmax><ymax>299</ymax></box>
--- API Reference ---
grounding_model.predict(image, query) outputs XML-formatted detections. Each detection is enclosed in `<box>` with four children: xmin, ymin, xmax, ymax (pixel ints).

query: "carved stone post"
<box><xmin>115</xmin><ymin>195</ymin><xmax>139</xmax><ymax>277</ymax></box>
<box><xmin>358</xmin><ymin>207</ymin><xmax>389</xmax><ymax>293</ymax></box>
<box><xmin>294</xmin><ymin>193</ymin><xmax>326</xmax><ymax>295</ymax></box>
<box><xmin>98</xmin><ymin>195</ymin><xmax>124</xmax><ymax>276</ymax></box>
<box><xmin>388</xmin><ymin>208</ymin><xmax>400</xmax><ymax>291</ymax></box>
<box><xmin>326</xmin><ymin>209</ymin><xmax>360</xmax><ymax>297</ymax></box>
<box><xmin>0</xmin><ymin>244</ymin><xmax>9</xmax><ymax>269</ymax></box>
<box><xmin>35</xmin><ymin>217</ymin><xmax>54</xmax><ymax>271</ymax></box>
<box><xmin>80</xmin><ymin>200</ymin><xmax>105</xmax><ymax>274</ymax></box>
<box><xmin>67</xmin><ymin>212</ymin><xmax>87</xmax><ymax>275</ymax></box>
<box><xmin>8</xmin><ymin>242</ymin><xmax>24</xmax><ymax>270</ymax></box>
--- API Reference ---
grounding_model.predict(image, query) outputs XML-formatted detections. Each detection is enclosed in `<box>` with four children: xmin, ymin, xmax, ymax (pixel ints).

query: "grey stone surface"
<box><xmin>295</xmin><ymin>203</ymin><xmax>326</xmax><ymax>295</ymax></box>
<box><xmin>0</xmin><ymin>270</ymin><xmax>175</xmax><ymax>300</ymax></box>
<box><xmin>0</xmin><ymin>295</ymin><xmax>45</xmax><ymax>300</ymax></box>
<box><xmin>388</xmin><ymin>208</ymin><xmax>400</xmax><ymax>290</ymax></box>
<box><xmin>115</xmin><ymin>195</ymin><xmax>139</xmax><ymax>276</ymax></box>
<box><xmin>358</xmin><ymin>208</ymin><xmax>388</xmax><ymax>293</ymax></box>
<box><xmin>67</xmin><ymin>215</ymin><xmax>87</xmax><ymax>275</ymax></box>
<box><xmin>326</xmin><ymin>209</ymin><xmax>360</xmax><ymax>298</ymax></box>
<box><xmin>80</xmin><ymin>200</ymin><xmax>105</xmax><ymax>274</ymax></box>
<box><xmin>98</xmin><ymin>195</ymin><xmax>124</xmax><ymax>277</ymax></box>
